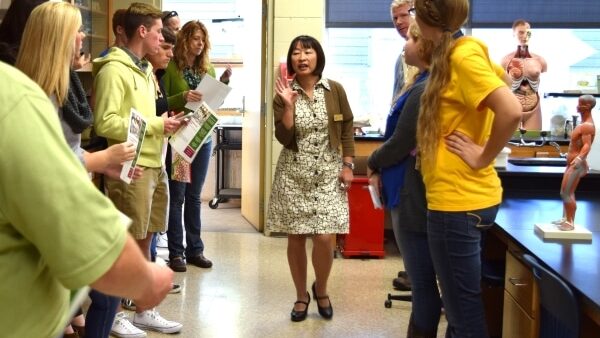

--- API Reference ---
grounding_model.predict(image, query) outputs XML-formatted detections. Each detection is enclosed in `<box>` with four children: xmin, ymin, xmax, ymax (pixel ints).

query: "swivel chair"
<box><xmin>522</xmin><ymin>254</ymin><xmax>579</xmax><ymax>338</ymax></box>
<box><xmin>384</xmin><ymin>271</ymin><xmax>412</xmax><ymax>308</ymax></box>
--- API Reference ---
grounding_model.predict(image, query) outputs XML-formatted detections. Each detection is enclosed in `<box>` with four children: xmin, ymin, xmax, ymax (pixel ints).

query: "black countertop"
<box><xmin>495</xmin><ymin>190</ymin><xmax>600</xmax><ymax>313</ymax></box>
<box><xmin>509</xmin><ymin>135</ymin><xmax>570</xmax><ymax>145</ymax></box>
<box><xmin>354</xmin><ymin>134</ymin><xmax>384</xmax><ymax>141</ymax></box>
<box><xmin>355</xmin><ymin>134</ymin><xmax>570</xmax><ymax>145</ymax></box>
<box><xmin>496</xmin><ymin>168</ymin><xmax>600</xmax><ymax>314</ymax></box>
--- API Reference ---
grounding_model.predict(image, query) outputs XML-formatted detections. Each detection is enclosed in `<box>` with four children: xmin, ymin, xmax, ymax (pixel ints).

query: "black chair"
<box><xmin>522</xmin><ymin>254</ymin><xmax>579</xmax><ymax>338</ymax></box>
<box><xmin>384</xmin><ymin>271</ymin><xmax>412</xmax><ymax>308</ymax></box>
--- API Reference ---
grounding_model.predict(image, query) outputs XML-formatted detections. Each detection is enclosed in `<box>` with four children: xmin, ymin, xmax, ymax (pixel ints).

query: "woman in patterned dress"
<box><xmin>267</xmin><ymin>35</ymin><xmax>355</xmax><ymax>322</ymax></box>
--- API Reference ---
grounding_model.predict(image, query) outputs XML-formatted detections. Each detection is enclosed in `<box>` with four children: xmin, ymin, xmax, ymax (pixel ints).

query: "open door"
<box><xmin>240</xmin><ymin>0</ymin><xmax>267</xmax><ymax>230</ymax></box>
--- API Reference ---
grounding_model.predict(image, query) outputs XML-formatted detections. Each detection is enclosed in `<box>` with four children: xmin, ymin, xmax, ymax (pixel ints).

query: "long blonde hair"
<box><xmin>16</xmin><ymin>2</ymin><xmax>81</xmax><ymax>105</ymax></box>
<box><xmin>402</xmin><ymin>23</ymin><xmax>434</xmax><ymax>91</ymax></box>
<box><xmin>415</xmin><ymin>0</ymin><xmax>468</xmax><ymax>166</ymax></box>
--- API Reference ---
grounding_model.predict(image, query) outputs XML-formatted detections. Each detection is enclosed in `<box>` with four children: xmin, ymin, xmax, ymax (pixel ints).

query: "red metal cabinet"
<box><xmin>341</xmin><ymin>176</ymin><xmax>385</xmax><ymax>258</ymax></box>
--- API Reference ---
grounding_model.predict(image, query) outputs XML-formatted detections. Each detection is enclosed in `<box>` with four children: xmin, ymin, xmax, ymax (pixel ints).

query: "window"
<box><xmin>326</xmin><ymin>0</ymin><xmax>392</xmax><ymax>28</ymax></box>
<box><xmin>162</xmin><ymin>0</ymin><xmax>243</xmax><ymax>63</ymax></box>
<box><xmin>325</xmin><ymin>26</ymin><xmax>600</xmax><ymax>131</ymax></box>
<box><xmin>471</xmin><ymin>0</ymin><xmax>600</xmax><ymax>28</ymax></box>
<box><xmin>324</xmin><ymin>28</ymin><xmax>404</xmax><ymax>133</ymax></box>
<box><xmin>326</xmin><ymin>0</ymin><xmax>600</xmax><ymax>29</ymax></box>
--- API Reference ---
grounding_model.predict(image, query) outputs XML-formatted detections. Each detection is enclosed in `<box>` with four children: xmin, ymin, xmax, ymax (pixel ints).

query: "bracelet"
<box><xmin>575</xmin><ymin>156</ymin><xmax>583</xmax><ymax>162</ymax></box>
<box><xmin>342</xmin><ymin>161</ymin><xmax>355</xmax><ymax>170</ymax></box>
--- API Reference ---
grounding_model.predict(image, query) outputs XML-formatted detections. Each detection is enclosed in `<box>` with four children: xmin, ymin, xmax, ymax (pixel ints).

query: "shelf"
<box><xmin>75</xmin><ymin>63</ymin><xmax>93</xmax><ymax>73</ymax></box>
<box><xmin>75</xmin><ymin>5</ymin><xmax>107</xmax><ymax>16</ymax></box>
<box><xmin>215</xmin><ymin>143</ymin><xmax>242</xmax><ymax>151</ymax></box>
<box><xmin>86</xmin><ymin>34</ymin><xmax>107</xmax><ymax>40</ymax></box>
<box><xmin>215</xmin><ymin>188</ymin><xmax>241</xmax><ymax>198</ymax></box>
<box><xmin>544</xmin><ymin>92</ymin><xmax>600</xmax><ymax>98</ymax></box>
<box><xmin>212</xmin><ymin>58</ymin><xmax>244</xmax><ymax>66</ymax></box>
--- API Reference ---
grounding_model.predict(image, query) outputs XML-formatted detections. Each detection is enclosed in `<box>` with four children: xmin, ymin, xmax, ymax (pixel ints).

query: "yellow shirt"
<box><xmin>421</xmin><ymin>37</ymin><xmax>507</xmax><ymax>211</ymax></box>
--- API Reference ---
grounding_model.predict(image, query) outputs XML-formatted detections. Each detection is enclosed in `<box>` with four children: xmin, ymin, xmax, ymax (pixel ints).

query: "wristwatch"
<box><xmin>342</xmin><ymin>161</ymin><xmax>355</xmax><ymax>170</ymax></box>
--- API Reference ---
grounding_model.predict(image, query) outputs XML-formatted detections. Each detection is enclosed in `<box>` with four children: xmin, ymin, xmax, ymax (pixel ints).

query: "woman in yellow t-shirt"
<box><xmin>413</xmin><ymin>0</ymin><xmax>521</xmax><ymax>337</ymax></box>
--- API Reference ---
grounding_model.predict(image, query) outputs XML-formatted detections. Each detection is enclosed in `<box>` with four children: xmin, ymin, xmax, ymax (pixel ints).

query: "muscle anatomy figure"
<box><xmin>553</xmin><ymin>95</ymin><xmax>596</xmax><ymax>231</ymax></box>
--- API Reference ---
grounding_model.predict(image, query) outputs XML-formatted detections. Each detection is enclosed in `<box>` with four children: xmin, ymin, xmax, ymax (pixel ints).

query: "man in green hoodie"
<box><xmin>92</xmin><ymin>3</ymin><xmax>183</xmax><ymax>336</ymax></box>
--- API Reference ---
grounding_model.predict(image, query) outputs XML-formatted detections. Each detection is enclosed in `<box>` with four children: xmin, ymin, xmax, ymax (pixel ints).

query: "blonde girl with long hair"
<box><xmin>16</xmin><ymin>1</ymin><xmax>136</xmax><ymax>178</ymax></box>
<box><xmin>413</xmin><ymin>0</ymin><xmax>521</xmax><ymax>337</ymax></box>
<box><xmin>16</xmin><ymin>1</ymin><xmax>79</xmax><ymax>106</ymax></box>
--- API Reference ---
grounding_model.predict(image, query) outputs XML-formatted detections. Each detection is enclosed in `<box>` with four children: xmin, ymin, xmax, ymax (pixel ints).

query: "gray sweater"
<box><xmin>367</xmin><ymin>80</ymin><xmax>427</xmax><ymax>233</ymax></box>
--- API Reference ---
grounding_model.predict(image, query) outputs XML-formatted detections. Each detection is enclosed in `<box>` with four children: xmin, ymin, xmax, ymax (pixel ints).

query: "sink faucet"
<box><xmin>549</xmin><ymin>141</ymin><xmax>567</xmax><ymax>158</ymax></box>
<box><xmin>508</xmin><ymin>128</ymin><xmax>547</xmax><ymax>147</ymax></box>
<box><xmin>518</xmin><ymin>127</ymin><xmax>536</xmax><ymax>146</ymax></box>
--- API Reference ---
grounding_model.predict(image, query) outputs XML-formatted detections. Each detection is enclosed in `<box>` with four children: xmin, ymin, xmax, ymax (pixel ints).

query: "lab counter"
<box><xmin>485</xmin><ymin>166</ymin><xmax>600</xmax><ymax>337</ymax></box>
<box><xmin>497</xmin><ymin>163</ymin><xmax>600</xmax><ymax>192</ymax></box>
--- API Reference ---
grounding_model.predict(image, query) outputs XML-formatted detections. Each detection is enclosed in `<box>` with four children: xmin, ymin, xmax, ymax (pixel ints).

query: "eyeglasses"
<box><xmin>162</xmin><ymin>11</ymin><xmax>178</xmax><ymax>21</ymax></box>
<box><xmin>408</xmin><ymin>7</ymin><xmax>416</xmax><ymax>18</ymax></box>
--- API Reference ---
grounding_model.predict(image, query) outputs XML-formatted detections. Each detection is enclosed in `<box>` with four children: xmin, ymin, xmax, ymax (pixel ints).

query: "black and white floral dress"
<box><xmin>267</xmin><ymin>78</ymin><xmax>349</xmax><ymax>235</ymax></box>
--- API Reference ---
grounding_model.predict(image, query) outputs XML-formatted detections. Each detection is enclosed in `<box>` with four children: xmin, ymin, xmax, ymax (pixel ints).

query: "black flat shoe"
<box><xmin>312</xmin><ymin>281</ymin><xmax>333</xmax><ymax>319</ymax></box>
<box><xmin>290</xmin><ymin>292</ymin><xmax>310</xmax><ymax>322</ymax></box>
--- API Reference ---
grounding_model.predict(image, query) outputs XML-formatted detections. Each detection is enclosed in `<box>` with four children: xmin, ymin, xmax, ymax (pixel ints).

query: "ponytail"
<box><xmin>416</xmin><ymin>31</ymin><xmax>458</xmax><ymax>167</ymax></box>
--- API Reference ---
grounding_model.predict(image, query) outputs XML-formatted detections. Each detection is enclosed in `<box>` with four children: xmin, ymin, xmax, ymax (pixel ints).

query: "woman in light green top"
<box><xmin>161</xmin><ymin>20</ymin><xmax>231</xmax><ymax>272</ymax></box>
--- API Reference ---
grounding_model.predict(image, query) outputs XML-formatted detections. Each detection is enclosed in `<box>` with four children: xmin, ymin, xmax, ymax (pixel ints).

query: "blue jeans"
<box><xmin>150</xmin><ymin>232</ymin><xmax>158</xmax><ymax>262</ymax></box>
<box><xmin>85</xmin><ymin>290</ymin><xmax>120</xmax><ymax>338</ymax></box>
<box><xmin>395</xmin><ymin>227</ymin><xmax>442</xmax><ymax>333</ymax></box>
<box><xmin>167</xmin><ymin>140</ymin><xmax>212</xmax><ymax>259</ymax></box>
<box><xmin>427</xmin><ymin>205</ymin><xmax>499</xmax><ymax>338</ymax></box>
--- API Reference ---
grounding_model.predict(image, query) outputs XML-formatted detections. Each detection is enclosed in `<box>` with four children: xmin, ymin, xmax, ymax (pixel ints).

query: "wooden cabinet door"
<box><xmin>502</xmin><ymin>291</ymin><xmax>538</xmax><ymax>338</ymax></box>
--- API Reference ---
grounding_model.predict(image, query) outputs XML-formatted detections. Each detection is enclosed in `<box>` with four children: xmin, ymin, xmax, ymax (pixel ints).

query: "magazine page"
<box><xmin>169</xmin><ymin>102</ymin><xmax>219</xmax><ymax>163</ymax></box>
<box><xmin>184</xmin><ymin>74</ymin><xmax>232</xmax><ymax>111</ymax></box>
<box><xmin>120</xmin><ymin>108</ymin><xmax>147</xmax><ymax>184</ymax></box>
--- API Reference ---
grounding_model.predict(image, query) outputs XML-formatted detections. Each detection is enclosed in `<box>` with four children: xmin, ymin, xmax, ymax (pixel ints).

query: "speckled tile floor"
<box><xmin>133</xmin><ymin>202</ymin><xmax>448</xmax><ymax>337</ymax></box>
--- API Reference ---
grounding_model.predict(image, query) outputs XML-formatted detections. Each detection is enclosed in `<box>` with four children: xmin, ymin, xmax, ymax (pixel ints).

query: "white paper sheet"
<box><xmin>120</xmin><ymin>108</ymin><xmax>147</xmax><ymax>184</ymax></box>
<box><xmin>368</xmin><ymin>184</ymin><xmax>383</xmax><ymax>209</ymax></box>
<box><xmin>184</xmin><ymin>74</ymin><xmax>232</xmax><ymax>111</ymax></box>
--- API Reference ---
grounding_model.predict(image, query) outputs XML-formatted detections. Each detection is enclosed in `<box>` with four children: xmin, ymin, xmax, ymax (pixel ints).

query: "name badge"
<box><xmin>333</xmin><ymin>114</ymin><xmax>343</xmax><ymax>121</ymax></box>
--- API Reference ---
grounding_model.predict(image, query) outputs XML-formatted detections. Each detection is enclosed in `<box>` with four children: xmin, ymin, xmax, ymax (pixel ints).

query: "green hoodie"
<box><xmin>92</xmin><ymin>47</ymin><xmax>164</xmax><ymax>168</ymax></box>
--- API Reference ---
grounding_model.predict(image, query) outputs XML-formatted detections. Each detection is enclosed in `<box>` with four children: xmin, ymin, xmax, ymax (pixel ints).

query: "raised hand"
<box><xmin>220</xmin><ymin>65</ymin><xmax>232</xmax><ymax>83</ymax></box>
<box><xmin>275</xmin><ymin>73</ymin><xmax>298</xmax><ymax>108</ymax></box>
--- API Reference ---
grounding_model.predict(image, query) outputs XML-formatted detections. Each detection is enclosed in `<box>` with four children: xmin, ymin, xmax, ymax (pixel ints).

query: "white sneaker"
<box><xmin>169</xmin><ymin>283</ymin><xmax>182</xmax><ymax>294</ymax></box>
<box><xmin>111</xmin><ymin>312</ymin><xmax>147</xmax><ymax>338</ymax></box>
<box><xmin>133</xmin><ymin>309</ymin><xmax>183</xmax><ymax>334</ymax></box>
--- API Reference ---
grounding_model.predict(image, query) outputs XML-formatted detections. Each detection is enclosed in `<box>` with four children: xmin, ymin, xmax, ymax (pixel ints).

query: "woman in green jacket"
<box><xmin>162</xmin><ymin>20</ymin><xmax>231</xmax><ymax>272</ymax></box>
